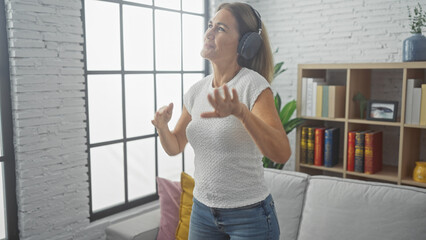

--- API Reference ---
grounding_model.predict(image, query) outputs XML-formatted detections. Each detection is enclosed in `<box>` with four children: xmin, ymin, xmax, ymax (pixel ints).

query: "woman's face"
<box><xmin>200</xmin><ymin>9</ymin><xmax>240</xmax><ymax>64</ymax></box>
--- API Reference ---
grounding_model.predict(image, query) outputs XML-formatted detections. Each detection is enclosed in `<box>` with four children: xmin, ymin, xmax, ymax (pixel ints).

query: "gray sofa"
<box><xmin>106</xmin><ymin>168</ymin><xmax>426</xmax><ymax>240</ymax></box>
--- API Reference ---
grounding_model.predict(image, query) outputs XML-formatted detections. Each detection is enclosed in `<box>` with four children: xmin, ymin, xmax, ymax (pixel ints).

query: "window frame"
<box><xmin>82</xmin><ymin>0</ymin><xmax>210</xmax><ymax>221</ymax></box>
<box><xmin>0</xmin><ymin>0</ymin><xmax>19</xmax><ymax>238</ymax></box>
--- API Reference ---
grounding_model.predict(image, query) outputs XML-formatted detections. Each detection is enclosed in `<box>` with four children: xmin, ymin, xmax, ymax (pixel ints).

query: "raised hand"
<box><xmin>152</xmin><ymin>102</ymin><xmax>174</xmax><ymax>130</ymax></box>
<box><xmin>201</xmin><ymin>85</ymin><xmax>243</xmax><ymax>119</ymax></box>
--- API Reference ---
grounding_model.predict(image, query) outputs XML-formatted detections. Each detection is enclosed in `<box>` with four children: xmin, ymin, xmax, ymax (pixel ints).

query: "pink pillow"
<box><xmin>156</xmin><ymin>177</ymin><xmax>182</xmax><ymax>240</ymax></box>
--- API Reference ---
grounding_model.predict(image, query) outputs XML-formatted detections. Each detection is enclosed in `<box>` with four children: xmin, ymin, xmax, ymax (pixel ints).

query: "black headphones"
<box><xmin>237</xmin><ymin>6</ymin><xmax>263</xmax><ymax>60</ymax></box>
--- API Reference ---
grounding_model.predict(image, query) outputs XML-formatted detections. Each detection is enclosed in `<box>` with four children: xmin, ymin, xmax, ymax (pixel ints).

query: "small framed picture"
<box><xmin>366</xmin><ymin>100</ymin><xmax>398</xmax><ymax>122</ymax></box>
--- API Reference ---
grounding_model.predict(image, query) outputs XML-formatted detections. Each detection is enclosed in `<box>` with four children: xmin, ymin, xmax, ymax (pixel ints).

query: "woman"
<box><xmin>151</xmin><ymin>2</ymin><xmax>291</xmax><ymax>239</ymax></box>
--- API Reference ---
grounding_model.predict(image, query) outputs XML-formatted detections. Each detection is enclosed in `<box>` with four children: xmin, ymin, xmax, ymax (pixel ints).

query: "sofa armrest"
<box><xmin>106</xmin><ymin>208</ymin><xmax>160</xmax><ymax>240</ymax></box>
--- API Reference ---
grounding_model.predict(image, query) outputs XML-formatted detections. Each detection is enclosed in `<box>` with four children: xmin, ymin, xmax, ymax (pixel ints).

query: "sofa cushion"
<box><xmin>176</xmin><ymin>172</ymin><xmax>195</xmax><ymax>240</ymax></box>
<box><xmin>298</xmin><ymin>176</ymin><xmax>426</xmax><ymax>240</ymax></box>
<box><xmin>156</xmin><ymin>177</ymin><xmax>181</xmax><ymax>240</ymax></box>
<box><xmin>264</xmin><ymin>169</ymin><xmax>309</xmax><ymax>240</ymax></box>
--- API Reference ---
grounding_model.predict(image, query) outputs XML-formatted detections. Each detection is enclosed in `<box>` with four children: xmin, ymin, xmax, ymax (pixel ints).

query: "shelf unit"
<box><xmin>296</xmin><ymin>62</ymin><xmax>426</xmax><ymax>188</ymax></box>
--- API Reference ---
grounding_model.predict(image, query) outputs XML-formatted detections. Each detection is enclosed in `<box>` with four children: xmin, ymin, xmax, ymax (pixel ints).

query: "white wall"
<box><xmin>3</xmin><ymin>0</ymin><xmax>425</xmax><ymax>239</ymax></box>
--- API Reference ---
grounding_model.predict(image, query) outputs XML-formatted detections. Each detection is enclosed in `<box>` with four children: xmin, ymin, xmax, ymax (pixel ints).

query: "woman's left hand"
<box><xmin>201</xmin><ymin>85</ymin><xmax>244</xmax><ymax>119</ymax></box>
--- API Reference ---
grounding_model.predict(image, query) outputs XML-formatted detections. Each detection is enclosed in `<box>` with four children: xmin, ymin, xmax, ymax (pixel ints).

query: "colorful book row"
<box><xmin>300</xmin><ymin>127</ymin><xmax>340</xmax><ymax>167</ymax></box>
<box><xmin>405</xmin><ymin>79</ymin><xmax>426</xmax><ymax>125</ymax></box>
<box><xmin>347</xmin><ymin>130</ymin><xmax>383</xmax><ymax>174</ymax></box>
<box><xmin>301</xmin><ymin>77</ymin><xmax>346</xmax><ymax>118</ymax></box>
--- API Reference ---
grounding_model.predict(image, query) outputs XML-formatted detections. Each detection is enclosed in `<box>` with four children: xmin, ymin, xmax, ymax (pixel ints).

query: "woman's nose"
<box><xmin>205</xmin><ymin>28</ymin><xmax>214</xmax><ymax>40</ymax></box>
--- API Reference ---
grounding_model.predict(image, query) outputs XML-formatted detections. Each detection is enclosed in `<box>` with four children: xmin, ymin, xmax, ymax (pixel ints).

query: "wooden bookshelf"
<box><xmin>296</xmin><ymin>62</ymin><xmax>426</xmax><ymax>188</ymax></box>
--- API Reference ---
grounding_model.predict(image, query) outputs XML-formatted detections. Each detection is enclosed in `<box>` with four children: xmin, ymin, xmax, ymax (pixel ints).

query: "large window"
<box><xmin>0</xmin><ymin>0</ymin><xmax>19</xmax><ymax>237</ymax></box>
<box><xmin>83</xmin><ymin>0</ymin><xmax>208</xmax><ymax>220</ymax></box>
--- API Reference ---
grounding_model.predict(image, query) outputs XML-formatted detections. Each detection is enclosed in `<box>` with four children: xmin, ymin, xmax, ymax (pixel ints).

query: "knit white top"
<box><xmin>184</xmin><ymin>67</ymin><xmax>271</xmax><ymax>208</ymax></box>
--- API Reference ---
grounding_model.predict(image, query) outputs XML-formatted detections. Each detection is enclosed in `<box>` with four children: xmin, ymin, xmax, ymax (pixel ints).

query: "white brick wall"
<box><xmin>4</xmin><ymin>0</ymin><xmax>425</xmax><ymax>239</ymax></box>
<box><xmin>5</xmin><ymin>0</ymin><xmax>90</xmax><ymax>239</ymax></box>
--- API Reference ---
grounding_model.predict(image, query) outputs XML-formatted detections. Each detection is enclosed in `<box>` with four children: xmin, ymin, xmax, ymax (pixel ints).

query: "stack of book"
<box><xmin>301</xmin><ymin>77</ymin><xmax>346</xmax><ymax>118</ymax></box>
<box><xmin>300</xmin><ymin>126</ymin><xmax>340</xmax><ymax>167</ymax></box>
<box><xmin>405</xmin><ymin>79</ymin><xmax>426</xmax><ymax>125</ymax></box>
<box><xmin>347</xmin><ymin>130</ymin><xmax>383</xmax><ymax>174</ymax></box>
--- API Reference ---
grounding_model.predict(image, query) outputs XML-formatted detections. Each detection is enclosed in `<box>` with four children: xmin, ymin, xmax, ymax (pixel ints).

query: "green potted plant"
<box><xmin>262</xmin><ymin>49</ymin><xmax>304</xmax><ymax>170</ymax></box>
<box><xmin>403</xmin><ymin>3</ymin><xmax>426</xmax><ymax>61</ymax></box>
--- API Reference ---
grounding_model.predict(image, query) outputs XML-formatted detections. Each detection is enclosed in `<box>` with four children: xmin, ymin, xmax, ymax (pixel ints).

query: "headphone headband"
<box><xmin>250</xmin><ymin>6</ymin><xmax>262</xmax><ymax>35</ymax></box>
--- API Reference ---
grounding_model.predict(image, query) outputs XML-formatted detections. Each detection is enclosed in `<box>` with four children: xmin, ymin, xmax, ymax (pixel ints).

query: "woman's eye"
<box><xmin>206</xmin><ymin>23</ymin><xmax>225</xmax><ymax>32</ymax></box>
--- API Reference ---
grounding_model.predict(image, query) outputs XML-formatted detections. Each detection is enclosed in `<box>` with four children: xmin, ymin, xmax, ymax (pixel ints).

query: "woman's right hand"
<box><xmin>151</xmin><ymin>103</ymin><xmax>174</xmax><ymax>130</ymax></box>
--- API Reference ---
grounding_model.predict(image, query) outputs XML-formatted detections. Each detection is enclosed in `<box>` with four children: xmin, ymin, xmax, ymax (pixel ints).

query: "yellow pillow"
<box><xmin>175</xmin><ymin>172</ymin><xmax>195</xmax><ymax>240</ymax></box>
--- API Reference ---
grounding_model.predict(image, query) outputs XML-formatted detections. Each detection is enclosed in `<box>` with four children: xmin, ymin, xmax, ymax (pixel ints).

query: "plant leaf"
<box><xmin>274</xmin><ymin>62</ymin><xmax>284</xmax><ymax>72</ymax></box>
<box><xmin>284</xmin><ymin>118</ymin><xmax>304</xmax><ymax>134</ymax></box>
<box><xmin>274</xmin><ymin>62</ymin><xmax>285</xmax><ymax>77</ymax></box>
<box><xmin>275</xmin><ymin>163</ymin><xmax>284</xmax><ymax>170</ymax></box>
<box><xmin>262</xmin><ymin>156</ymin><xmax>270</xmax><ymax>168</ymax></box>
<box><xmin>280</xmin><ymin>99</ymin><xmax>296</xmax><ymax>123</ymax></box>
<box><xmin>277</xmin><ymin>68</ymin><xmax>286</xmax><ymax>75</ymax></box>
<box><xmin>273</xmin><ymin>47</ymin><xmax>279</xmax><ymax>54</ymax></box>
<box><xmin>274</xmin><ymin>69</ymin><xmax>286</xmax><ymax>79</ymax></box>
<box><xmin>274</xmin><ymin>93</ymin><xmax>281</xmax><ymax>114</ymax></box>
<box><xmin>263</xmin><ymin>156</ymin><xmax>278</xmax><ymax>168</ymax></box>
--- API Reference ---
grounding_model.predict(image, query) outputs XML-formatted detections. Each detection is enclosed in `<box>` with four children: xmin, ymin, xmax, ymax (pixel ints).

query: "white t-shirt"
<box><xmin>184</xmin><ymin>67</ymin><xmax>271</xmax><ymax>208</ymax></box>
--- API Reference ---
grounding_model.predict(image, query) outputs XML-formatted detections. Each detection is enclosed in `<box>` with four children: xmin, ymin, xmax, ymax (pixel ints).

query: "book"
<box><xmin>311</xmin><ymin>81</ymin><xmax>317</xmax><ymax>117</ymax></box>
<box><xmin>354</xmin><ymin>130</ymin><xmax>370</xmax><ymax>173</ymax></box>
<box><xmin>307</xmin><ymin>127</ymin><xmax>315</xmax><ymax>165</ymax></box>
<box><xmin>306</xmin><ymin>78</ymin><xmax>314</xmax><ymax>116</ymax></box>
<box><xmin>412</xmin><ymin>88</ymin><xmax>422</xmax><ymax>125</ymax></box>
<box><xmin>316</xmin><ymin>85</ymin><xmax>323</xmax><ymax>117</ymax></box>
<box><xmin>324</xmin><ymin>128</ymin><xmax>339</xmax><ymax>167</ymax></box>
<box><xmin>364</xmin><ymin>131</ymin><xmax>383</xmax><ymax>174</ymax></box>
<box><xmin>300</xmin><ymin>127</ymin><xmax>308</xmax><ymax>164</ymax></box>
<box><xmin>421</xmin><ymin>84</ymin><xmax>426</xmax><ymax>125</ymax></box>
<box><xmin>321</xmin><ymin>85</ymin><xmax>329</xmax><ymax>117</ymax></box>
<box><xmin>328</xmin><ymin>85</ymin><xmax>346</xmax><ymax>118</ymax></box>
<box><xmin>302</xmin><ymin>78</ymin><xmax>323</xmax><ymax>117</ymax></box>
<box><xmin>347</xmin><ymin>130</ymin><xmax>357</xmax><ymax>171</ymax></box>
<box><xmin>301</xmin><ymin>78</ymin><xmax>308</xmax><ymax>116</ymax></box>
<box><xmin>314</xmin><ymin>128</ymin><xmax>325</xmax><ymax>166</ymax></box>
<box><xmin>311</xmin><ymin>78</ymin><xmax>326</xmax><ymax>116</ymax></box>
<box><xmin>405</xmin><ymin>79</ymin><xmax>423</xmax><ymax>124</ymax></box>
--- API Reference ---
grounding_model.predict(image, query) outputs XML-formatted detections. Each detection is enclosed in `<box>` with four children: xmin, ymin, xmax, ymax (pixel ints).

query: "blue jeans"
<box><xmin>188</xmin><ymin>194</ymin><xmax>280</xmax><ymax>240</ymax></box>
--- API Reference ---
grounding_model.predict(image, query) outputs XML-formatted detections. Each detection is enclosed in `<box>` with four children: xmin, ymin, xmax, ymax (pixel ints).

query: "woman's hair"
<box><xmin>216</xmin><ymin>2</ymin><xmax>274</xmax><ymax>83</ymax></box>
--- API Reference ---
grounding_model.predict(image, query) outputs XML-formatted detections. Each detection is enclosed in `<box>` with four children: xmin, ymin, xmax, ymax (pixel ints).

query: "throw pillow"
<box><xmin>156</xmin><ymin>177</ymin><xmax>182</xmax><ymax>240</ymax></box>
<box><xmin>175</xmin><ymin>172</ymin><xmax>195</xmax><ymax>240</ymax></box>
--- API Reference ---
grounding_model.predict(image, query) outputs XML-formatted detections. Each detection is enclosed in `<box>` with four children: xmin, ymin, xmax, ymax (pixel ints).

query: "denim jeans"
<box><xmin>188</xmin><ymin>194</ymin><xmax>280</xmax><ymax>240</ymax></box>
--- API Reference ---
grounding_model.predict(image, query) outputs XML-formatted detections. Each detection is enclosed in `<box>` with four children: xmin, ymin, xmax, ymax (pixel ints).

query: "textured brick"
<box><xmin>5</xmin><ymin>0</ymin><xmax>91</xmax><ymax>239</ymax></box>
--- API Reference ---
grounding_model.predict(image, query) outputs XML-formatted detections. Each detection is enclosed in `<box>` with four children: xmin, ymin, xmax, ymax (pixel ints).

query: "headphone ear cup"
<box><xmin>237</xmin><ymin>32</ymin><xmax>262</xmax><ymax>60</ymax></box>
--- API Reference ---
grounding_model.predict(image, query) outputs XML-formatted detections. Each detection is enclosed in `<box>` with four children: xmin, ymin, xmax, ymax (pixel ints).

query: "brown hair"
<box><xmin>216</xmin><ymin>2</ymin><xmax>274</xmax><ymax>83</ymax></box>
